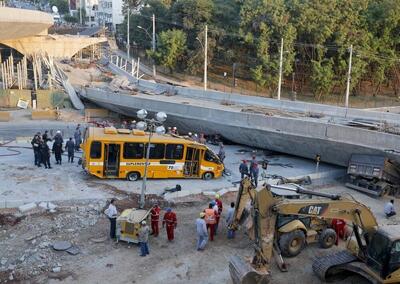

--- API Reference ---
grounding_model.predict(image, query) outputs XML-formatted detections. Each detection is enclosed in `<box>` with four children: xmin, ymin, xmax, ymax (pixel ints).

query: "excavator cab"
<box><xmin>366</xmin><ymin>228</ymin><xmax>400</xmax><ymax>280</ymax></box>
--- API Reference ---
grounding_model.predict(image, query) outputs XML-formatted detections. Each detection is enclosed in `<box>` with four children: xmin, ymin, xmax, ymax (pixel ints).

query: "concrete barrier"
<box><xmin>0</xmin><ymin>111</ymin><xmax>11</xmax><ymax>121</ymax></box>
<box><xmin>31</xmin><ymin>109</ymin><xmax>58</xmax><ymax>120</ymax></box>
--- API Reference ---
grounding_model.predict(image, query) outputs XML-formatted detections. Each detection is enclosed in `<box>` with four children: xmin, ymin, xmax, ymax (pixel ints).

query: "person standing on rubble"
<box><xmin>138</xmin><ymin>221</ymin><xmax>150</xmax><ymax>256</ymax></box>
<box><xmin>196</xmin><ymin>212</ymin><xmax>208</xmax><ymax>251</ymax></box>
<box><xmin>104</xmin><ymin>199</ymin><xmax>118</xmax><ymax>239</ymax></box>
<box><xmin>31</xmin><ymin>133</ymin><xmax>42</xmax><ymax>167</ymax></box>
<box><xmin>239</xmin><ymin>160</ymin><xmax>249</xmax><ymax>179</ymax></box>
<box><xmin>40</xmin><ymin>140</ymin><xmax>52</xmax><ymax>169</ymax></box>
<box><xmin>74</xmin><ymin>125</ymin><xmax>82</xmax><ymax>152</ymax></box>
<box><xmin>150</xmin><ymin>203</ymin><xmax>161</xmax><ymax>237</ymax></box>
<box><xmin>162</xmin><ymin>208</ymin><xmax>177</xmax><ymax>241</ymax></box>
<box><xmin>204</xmin><ymin>203</ymin><xmax>216</xmax><ymax>241</ymax></box>
<box><xmin>226</xmin><ymin>202</ymin><xmax>235</xmax><ymax>239</ymax></box>
<box><xmin>65</xmin><ymin>137</ymin><xmax>75</xmax><ymax>163</ymax></box>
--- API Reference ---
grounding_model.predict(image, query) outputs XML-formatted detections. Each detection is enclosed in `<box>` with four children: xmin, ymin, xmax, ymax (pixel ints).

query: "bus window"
<box><xmin>90</xmin><ymin>141</ymin><xmax>102</xmax><ymax>159</ymax></box>
<box><xmin>205</xmin><ymin>150</ymin><xmax>220</xmax><ymax>164</ymax></box>
<box><xmin>123</xmin><ymin>142</ymin><xmax>144</xmax><ymax>159</ymax></box>
<box><xmin>145</xmin><ymin>143</ymin><xmax>165</xmax><ymax>159</ymax></box>
<box><xmin>165</xmin><ymin>144</ymin><xmax>184</xmax><ymax>160</ymax></box>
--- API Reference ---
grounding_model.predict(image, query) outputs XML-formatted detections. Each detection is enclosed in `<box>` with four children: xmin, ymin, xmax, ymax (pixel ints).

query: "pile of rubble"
<box><xmin>0</xmin><ymin>200</ymin><xmax>107</xmax><ymax>283</ymax></box>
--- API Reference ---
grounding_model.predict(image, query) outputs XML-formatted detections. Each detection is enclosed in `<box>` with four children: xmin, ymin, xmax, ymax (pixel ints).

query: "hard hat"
<box><xmin>56</xmin><ymin>130</ymin><xmax>61</xmax><ymax>134</ymax></box>
<box><xmin>215</xmin><ymin>193</ymin><xmax>220</xmax><ymax>199</ymax></box>
<box><xmin>200</xmin><ymin>212</ymin><xmax>205</xmax><ymax>218</ymax></box>
<box><xmin>211</xmin><ymin>201</ymin><xmax>216</xmax><ymax>206</ymax></box>
<box><xmin>173</xmin><ymin>127</ymin><xmax>177</xmax><ymax>130</ymax></box>
<box><xmin>188</xmin><ymin>132</ymin><xmax>192</xmax><ymax>136</ymax></box>
<box><xmin>141</xmin><ymin>220</ymin><xmax>146</xmax><ymax>225</ymax></box>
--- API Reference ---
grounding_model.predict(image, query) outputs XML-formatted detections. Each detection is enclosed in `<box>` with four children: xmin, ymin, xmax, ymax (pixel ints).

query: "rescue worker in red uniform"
<box><xmin>150</xmin><ymin>203</ymin><xmax>161</xmax><ymax>237</ymax></box>
<box><xmin>204</xmin><ymin>203</ymin><xmax>217</xmax><ymax>241</ymax></box>
<box><xmin>163</xmin><ymin>208</ymin><xmax>177</xmax><ymax>241</ymax></box>
<box><xmin>331</xmin><ymin>218</ymin><xmax>346</xmax><ymax>245</ymax></box>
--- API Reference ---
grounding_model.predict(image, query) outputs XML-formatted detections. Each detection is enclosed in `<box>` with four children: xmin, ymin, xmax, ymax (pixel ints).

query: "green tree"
<box><xmin>147</xmin><ymin>29</ymin><xmax>187</xmax><ymax>73</ymax></box>
<box><xmin>310</xmin><ymin>59</ymin><xmax>335</xmax><ymax>100</ymax></box>
<box><xmin>239</xmin><ymin>0</ymin><xmax>296</xmax><ymax>96</ymax></box>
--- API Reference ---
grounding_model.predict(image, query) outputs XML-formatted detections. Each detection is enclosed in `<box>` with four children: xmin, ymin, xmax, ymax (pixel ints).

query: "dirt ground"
<box><xmin>0</xmin><ymin>188</ymin><xmax>380</xmax><ymax>284</ymax></box>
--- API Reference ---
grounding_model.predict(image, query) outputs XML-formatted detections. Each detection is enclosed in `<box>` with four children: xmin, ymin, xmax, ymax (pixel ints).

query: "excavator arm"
<box><xmin>229</xmin><ymin>178</ymin><xmax>379</xmax><ymax>284</ymax></box>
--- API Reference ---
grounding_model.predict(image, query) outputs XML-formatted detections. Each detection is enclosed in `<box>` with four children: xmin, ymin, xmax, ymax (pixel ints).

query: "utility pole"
<box><xmin>277</xmin><ymin>37</ymin><xmax>283</xmax><ymax>100</ymax></box>
<box><xmin>79</xmin><ymin>0</ymin><xmax>82</xmax><ymax>25</ymax></box>
<box><xmin>345</xmin><ymin>44</ymin><xmax>353</xmax><ymax>108</ymax></box>
<box><xmin>127</xmin><ymin>7</ymin><xmax>130</xmax><ymax>59</ymax></box>
<box><xmin>204</xmin><ymin>24</ymin><xmax>208</xmax><ymax>91</ymax></box>
<box><xmin>152</xmin><ymin>14</ymin><xmax>156</xmax><ymax>78</ymax></box>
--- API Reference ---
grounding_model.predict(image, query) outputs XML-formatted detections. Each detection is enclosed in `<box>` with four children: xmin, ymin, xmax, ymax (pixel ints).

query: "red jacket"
<box><xmin>216</xmin><ymin>199</ymin><xmax>223</xmax><ymax>214</ymax></box>
<box><xmin>150</xmin><ymin>206</ymin><xmax>160</xmax><ymax>222</ymax></box>
<box><xmin>163</xmin><ymin>212</ymin><xmax>177</xmax><ymax>227</ymax></box>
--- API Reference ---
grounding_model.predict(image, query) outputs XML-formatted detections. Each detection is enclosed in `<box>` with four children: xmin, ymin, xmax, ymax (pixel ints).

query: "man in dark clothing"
<box><xmin>31</xmin><ymin>134</ymin><xmax>42</xmax><ymax>167</ymax></box>
<box><xmin>74</xmin><ymin>125</ymin><xmax>82</xmax><ymax>151</ymax></box>
<box><xmin>40</xmin><ymin>141</ymin><xmax>51</xmax><ymax>169</ymax></box>
<box><xmin>239</xmin><ymin>160</ymin><xmax>249</xmax><ymax>179</ymax></box>
<box><xmin>250</xmin><ymin>156</ymin><xmax>259</xmax><ymax>187</ymax></box>
<box><xmin>52</xmin><ymin>141</ymin><xmax>63</xmax><ymax>165</ymax></box>
<box><xmin>53</xmin><ymin>131</ymin><xmax>63</xmax><ymax>145</ymax></box>
<box><xmin>42</xmin><ymin>130</ymin><xmax>51</xmax><ymax>142</ymax></box>
<box><xmin>65</xmin><ymin>138</ymin><xmax>75</xmax><ymax>163</ymax></box>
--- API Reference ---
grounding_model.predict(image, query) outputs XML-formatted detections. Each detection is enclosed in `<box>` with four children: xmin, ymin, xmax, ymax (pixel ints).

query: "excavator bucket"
<box><xmin>229</xmin><ymin>256</ymin><xmax>271</xmax><ymax>284</ymax></box>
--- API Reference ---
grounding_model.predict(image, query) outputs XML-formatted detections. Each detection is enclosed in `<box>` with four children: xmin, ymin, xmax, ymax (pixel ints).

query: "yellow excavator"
<box><xmin>229</xmin><ymin>177</ymin><xmax>400</xmax><ymax>284</ymax></box>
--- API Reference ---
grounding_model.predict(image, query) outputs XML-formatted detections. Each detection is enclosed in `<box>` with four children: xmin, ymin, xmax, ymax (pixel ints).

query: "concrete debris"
<box><xmin>38</xmin><ymin>202</ymin><xmax>57</xmax><ymax>211</ymax></box>
<box><xmin>52</xmin><ymin>267</ymin><xmax>61</xmax><ymax>273</ymax></box>
<box><xmin>39</xmin><ymin>241</ymin><xmax>50</xmax><ymax>249</ymax></box>
<box><xmin>90</xmin><ymin>236</ymin><xmax>107</xmax><ymax>243</ymax></box>
<box><xmin>18</xmin><ymin>202</ymin><xmax>37</xmax><ymax>213</ymax></box>
<box><xmin>1</xmin><ymin>257</ymin><xmax>7</xmax><ymax>265</ymax></box>
<box><xmin>66</xmin><ymin>246</ymin><xmax>80</xmax><ymax>255</ymax></box>
<box><xmin>52</xmin><ymin>241</ymin><xmax>72</xmax><ymax>251</ymax></box>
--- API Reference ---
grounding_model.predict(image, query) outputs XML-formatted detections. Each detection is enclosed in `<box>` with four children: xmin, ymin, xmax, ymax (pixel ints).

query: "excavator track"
<box><xmin>312</xmin><ymin>250</ymin><xmax>358</xmax><ymax>281</ymax></box>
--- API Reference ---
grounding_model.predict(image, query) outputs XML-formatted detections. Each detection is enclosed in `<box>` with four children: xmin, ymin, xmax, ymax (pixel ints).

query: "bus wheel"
<box><xmin>127</xmin><ymin>172</ymin><xmax>140</xmax><ymax>181</ymax></box>
<box><xmin>203</xmin><ymin>172</ymin><xmax>214</xmax><ymax>180</ymax></box>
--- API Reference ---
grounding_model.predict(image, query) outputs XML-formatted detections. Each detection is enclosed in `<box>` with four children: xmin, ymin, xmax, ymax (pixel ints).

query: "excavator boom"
<box><xmin>229</xmin><ymin>177</ymin><xmax>380</xmax><ymax>284</ymax></box>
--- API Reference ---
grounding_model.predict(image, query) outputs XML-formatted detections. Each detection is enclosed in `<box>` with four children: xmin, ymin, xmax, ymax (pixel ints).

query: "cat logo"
<box><xmin>308</xmin><ymin>205</ymin><xmax>323</xmax><ymax>215</ymax></box>
<box><xmin>298</xmin><ymin>204</ymin><xmax>327</xmax><ymax>215</ymax></box>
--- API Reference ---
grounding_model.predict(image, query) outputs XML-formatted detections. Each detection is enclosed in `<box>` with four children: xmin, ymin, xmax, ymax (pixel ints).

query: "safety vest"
<box><xmin>205</xmin><ymin>209</ymin><xmax>216</xmax><ymax>224</ymax></box>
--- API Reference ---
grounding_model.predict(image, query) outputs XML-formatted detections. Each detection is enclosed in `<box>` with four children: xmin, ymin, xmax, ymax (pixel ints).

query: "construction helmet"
<box><xmin>141</xmin><ymin>220</ymin><xmax>146</xmax><ymax>225</ymax></box>
<box><xmin>200</xmin><ymin>212</ymin><xmax>205</xmax><ymax>218</ymax></box>
<box><xmin>215</xmin><ymin>193</ymin><xmax>220</xmax><ymax>199</ymax></box>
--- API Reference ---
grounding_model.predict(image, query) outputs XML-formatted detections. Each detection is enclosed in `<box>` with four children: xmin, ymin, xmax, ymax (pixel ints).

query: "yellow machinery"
<box><xmin>229</xmin><ymin>177</ymin><xmax>400</xmax><ymax>284</ymax></box>
<box><xmin>116</xmin><ymin>208</ymin><xmax>150</xmax><ymax>243</ymax></box>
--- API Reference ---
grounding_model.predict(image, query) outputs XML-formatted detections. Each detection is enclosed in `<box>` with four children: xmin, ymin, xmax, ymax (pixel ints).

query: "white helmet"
<box><xmin>141</xmin><ymin>220</ymin><xmax>146</xmax><ymax>225</ymax></box>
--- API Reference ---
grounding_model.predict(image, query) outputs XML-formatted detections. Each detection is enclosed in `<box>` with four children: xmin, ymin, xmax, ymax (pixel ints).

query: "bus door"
<box><xmin>184</xmin><ymin>146</ymin><xmax>202</xmax><ymax>177</ymax></box>
<box><xmin>104</xmin><ymin>143</ymin><xmax>120</xmax><ymax>177</ymax></box>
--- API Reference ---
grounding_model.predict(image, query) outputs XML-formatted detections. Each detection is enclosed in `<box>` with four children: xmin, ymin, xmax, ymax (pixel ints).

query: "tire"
<box><xmin>127</xmin><ymin>172</ymin><xmax>140</xmax><ymax>181</ymax></box>
<box><xmin>203</xmin><ymin>172</ymin><xmax>214</xmax><ymax>180</ymax></box>
<box><xmin>279</xmin><ymin>230</ymin><xmax>306</xmax><ymax>257</ymax></box>
<box><xmin>319</xmin><ymin>228</ymin><xmax>337</xmax><ymax>249</ymax></box>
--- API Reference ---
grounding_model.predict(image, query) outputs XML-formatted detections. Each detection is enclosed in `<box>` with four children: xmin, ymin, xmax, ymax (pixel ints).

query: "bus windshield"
<box><xmin>205</xmin><ymin>150</ymin><xmax>221</xmax><ymax>164</ymax></box>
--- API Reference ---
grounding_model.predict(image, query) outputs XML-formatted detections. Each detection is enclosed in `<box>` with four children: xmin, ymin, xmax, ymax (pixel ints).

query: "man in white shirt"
<box><xmin>104</xmin><ymin>199</ymin><xmax>118</xmax><ymax>239</ymax></box>
<box><xmin>384</xmin><ymin>199</ymin><xmax>396</xmax><ymax>218</ymax></box>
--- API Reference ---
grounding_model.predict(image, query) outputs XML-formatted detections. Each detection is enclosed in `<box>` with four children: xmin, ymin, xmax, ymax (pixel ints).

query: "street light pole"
<box><xmin>127</xmin><ymin>7</ymin><xmax>130</xmax><ymax>59</ymax></box>
<box><xmin>204</xmin><ymin>24</ymin><xmax>208</xmax><ymax>91</ymax></box>
<box><xmin>345</xmin><ymin>44</ymin><xmax>353</xmax><ymax>108</ymax></box>
<box><xmin>152</xmin><ymin>14</ymin><xmax>156</xmax><ymax>78</ymax></box>
<box><xmin>277</xmin><ymin>37</ymin><xmax>284</xmax><ymax>100</ymax></box>
<box><xmin>136</xmin><ymin>110</ymin><xmax>167</xmax><ymax>209</ymax></box>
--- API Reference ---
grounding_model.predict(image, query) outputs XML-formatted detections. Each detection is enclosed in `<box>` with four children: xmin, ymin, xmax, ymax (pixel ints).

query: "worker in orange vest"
<box><xmin>150</xmin><ymin>203</ymin><xmax>161</xmax><ymax>237</ymax></box>
<box><xmin>204</xmin><ymin>203</ymin><xmax>217</xmax><ymax>241</ymax></box>
<box><xmin>162</xmin><ymin>208</ymin><xmax>177</xmax><ymax>241</ymax></box>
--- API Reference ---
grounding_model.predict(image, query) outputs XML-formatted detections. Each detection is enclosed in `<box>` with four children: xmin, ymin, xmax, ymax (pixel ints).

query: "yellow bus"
<box><xmin>81</xmin><ymin>126</ymin><xmax>224</xmax><ymax>181</ymax></box>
